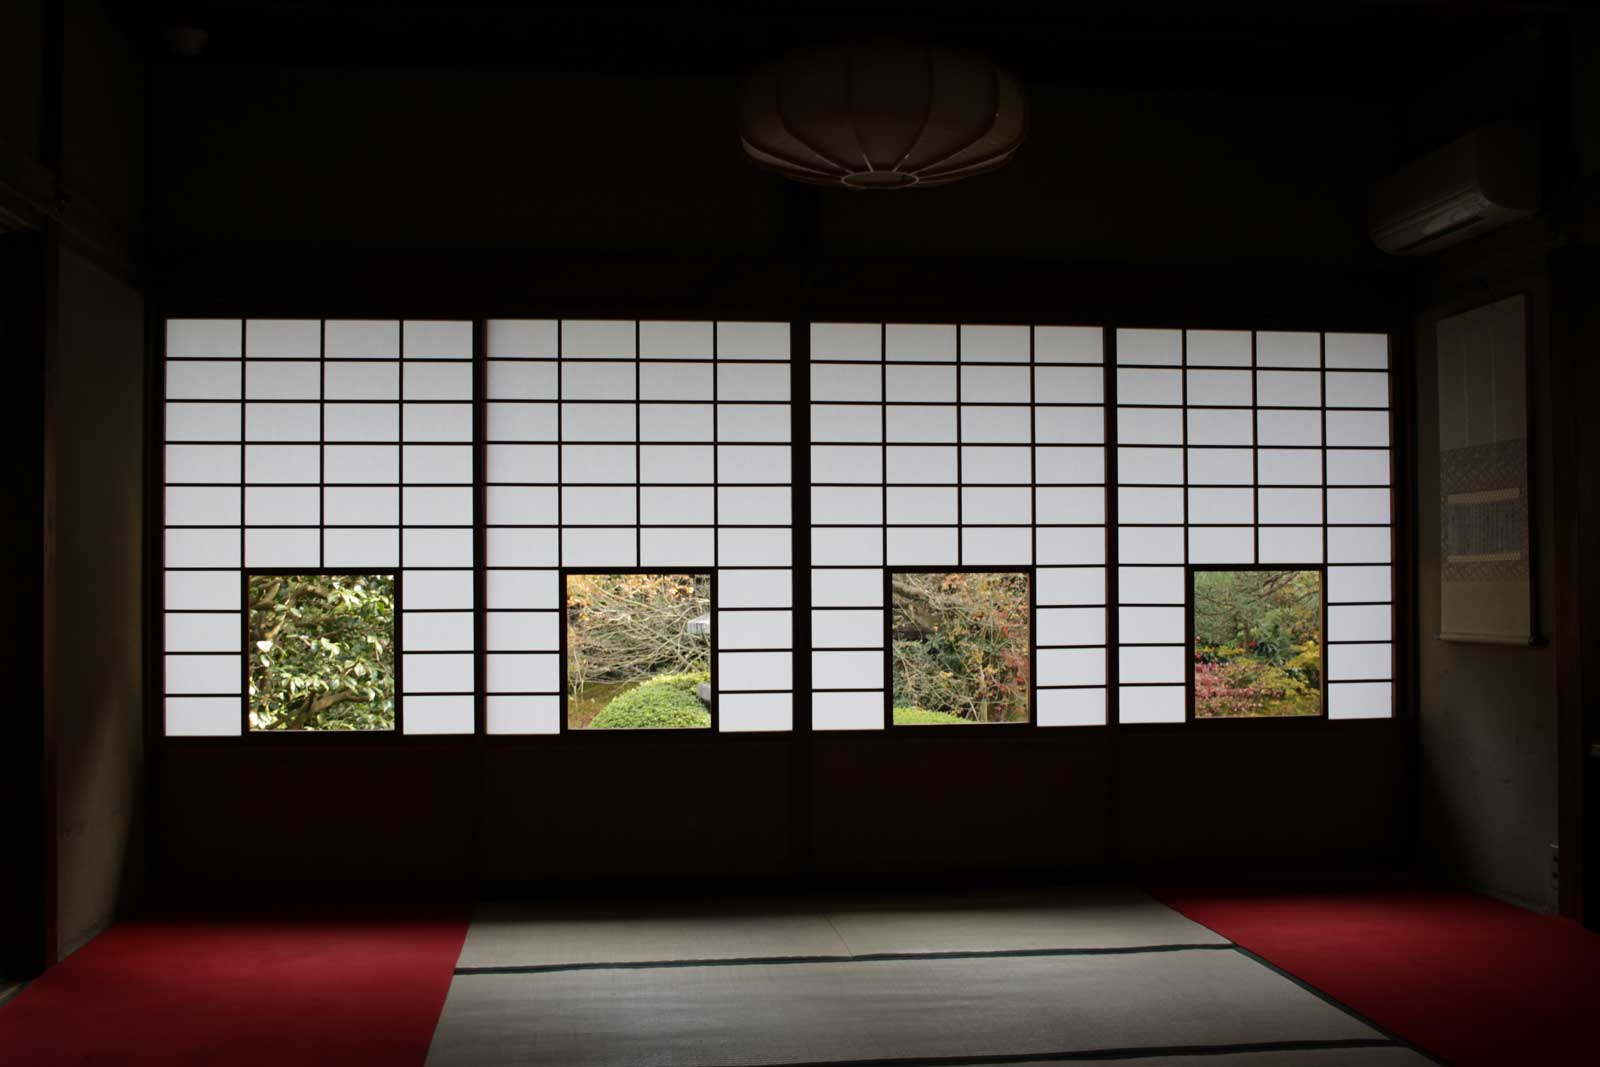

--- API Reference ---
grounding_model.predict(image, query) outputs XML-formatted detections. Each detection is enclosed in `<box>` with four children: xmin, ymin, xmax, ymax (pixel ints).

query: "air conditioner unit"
<box><xmin>1370</xmin><ymin>123</ymin><xmax>1539</xmax><ymax>256</ymax></box>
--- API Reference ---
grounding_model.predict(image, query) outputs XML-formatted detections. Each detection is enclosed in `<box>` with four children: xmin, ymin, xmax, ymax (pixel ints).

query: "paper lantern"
<box><xmin>737</xmin><ymin>43</ymin><xmax>1027</xmax><ymax>189</ymax></box>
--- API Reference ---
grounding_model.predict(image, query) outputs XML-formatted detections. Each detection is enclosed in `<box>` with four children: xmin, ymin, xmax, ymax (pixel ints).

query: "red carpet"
<box><xmin>0</xmin><ymin>897</ymin><xmax>469</xmax><ymax>1066</ymax></box>
<box><xmin>1152</xmin><ymin>880</ymin><xmax>1600</xmax><ymax>1067</ymax></box>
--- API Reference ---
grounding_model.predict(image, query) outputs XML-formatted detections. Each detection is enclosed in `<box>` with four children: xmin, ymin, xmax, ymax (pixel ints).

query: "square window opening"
<box><xmin>1191</xmin><ymin>567</ymin><xmax>1324</xmax><ymax>720</ymax></box>
<box><xmin>564</xmin><ymin>571</ymin><xmax>714</xmax><ymax>731</ymax></box>
<box><xmin>889</xmin><ymin>569</ymin><xmax>1033</xmax><ymax>726</ymax></box>
<box><xmin>247</xmin><ymin>572</ymin><xmax>397</xmax><ymax>732</ymax></box>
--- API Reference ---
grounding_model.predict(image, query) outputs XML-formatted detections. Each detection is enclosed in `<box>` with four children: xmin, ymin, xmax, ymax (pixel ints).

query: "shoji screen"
<box><xmin>808</xmin><ymin>323</ymin><xmax>1109</xmax><ymax>729</ymax></box>
<box><xmin>162</xmin><ymin>319</ymin><xmax>477</xmax><ymax>736</ymax></box>
<box><xmin>483</xmin><ymin>320</ymin><xmax>794</xmax><ymax>733</ymax></box>
<box><xmin>1113</xmin><ymin>329</ymin><xmax>1393</xmax><ymax>722</ymax></box>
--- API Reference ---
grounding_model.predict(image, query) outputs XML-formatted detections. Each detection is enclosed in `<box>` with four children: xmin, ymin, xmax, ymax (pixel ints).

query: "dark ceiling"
<box><xmin>109</xmin><ymin>2</ymin><xmax>1553</xmax><ymax>97</ymax></box>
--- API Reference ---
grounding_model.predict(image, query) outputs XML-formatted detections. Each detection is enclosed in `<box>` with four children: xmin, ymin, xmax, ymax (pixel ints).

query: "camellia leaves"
<box><xmin>247</xmin><ymin>574</ymin><xmax>396</xmax><ymax>731</ymax></box>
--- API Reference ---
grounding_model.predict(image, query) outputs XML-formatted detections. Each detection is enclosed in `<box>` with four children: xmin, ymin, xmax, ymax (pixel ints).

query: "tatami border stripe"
<box><xmin>665</xmin><ymin>1037</ymin><xmax>1405</xmax><ymax>1067</ymax></box>
<box><xmin>453</xmin><ymin>941</ymin><xmax>1233</xmax><ymax>976</ymax></box>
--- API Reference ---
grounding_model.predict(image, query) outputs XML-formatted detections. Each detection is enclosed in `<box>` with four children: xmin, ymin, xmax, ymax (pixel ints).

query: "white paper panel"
<box><xmin>165</xmin><ymin>697</ymin><xmax>242</xmax><ymax>737</ymax></box>
<box><xmin>166</xmin><ymin>528</ymin><xmax>240</xmax><ymax>567</ymax></box>
<box><xmin>560</xmin><ymin>445</ymin><xmax>634</xmax><ymax>483</ymax></box>
<box><xmin>1185</xmin><ymin>330</ymin><xmax>1251</xmax><ymax>367</ymax></box>
<box><xmin>1257</xmin><ymin>526</ymin><xmax>1323</xmax><ymax>564</ymax></box>
<box><xmin>961</xmin><ymin>324</ymin><xmax>1030</xmax><ymax>362</ymax></box>
<box><xmin>166</xmin><ymin>403</ymin><xmax>242</xmax><ymax>441</ymax></box>
<box><xmin>962</xmin><ymin>406</ymin><xmax>1032</xmax><ymax>443</ymax></box>
<box><xmin>640</xmin><ymin>320</ymin><xmax>713</xmax><ymax>358</ymax></box>
<box><xmin>1328</xmin><ymin>681</ymin><xmax>1393</xmax><ymax>719</ymax></box>
<box><xmin>718</xmin><ymin>568</ymin><xmax>793</xmax><ymax>608</ymax></box>
<box><xmin>322</xmin><ymin>445</ymin><xmax>398</xmax><ymax>484</ymax></box>
<box><xmin>561</xmin><ymin>320</ymin><xmax>636</xmax><ymax>359</ymax></box>
<box><xmin>1038</xmin><ymin>647</ymin><xmax>1106</xmax><ymax>686</ymax></box>
<box><xmin>811</xmin><ymin>651</ymin><xmax>879</xmax><ymax>689</ymax></box>
<box><xmin>323</xmin><ymin>528</ymin><xmax>399</xmax><ymax>566</ymax></box>
<box><xmin>813</xmin><ymin>363</ymin><xmax>882</xmax><ymax>402</ymax></box>
<box><xmin>639</xmin><ymin>445</ymin><xmax>712</xmax><ymax>483</ymax></box>
<box><xmin>1036</xmin><ymin>567</ymin><xmax>1105</xmax><ymax>605</ymax></box>
<box><xmin>1119</xmin><ymin>646</ymin><xmax>1186</xmax><ymax>684</ymax></box>
<box><xmin>961</xmin><ymin>527</ymin><xmax>1032</xmax><ymax>563</ymax></box>
<box><xmin>165</xmin><ymin>570</ymin><xmax>241</xmax><ymax>610</ymax></box>
<box><xmin>719</xmin><ymin>486</ymin><xmax>790</xmax><ymax>525</ymax></box>
<box><xmin>720</xmin><ymin>610</ymin><xmax>793</xmax><ymax>649</ymax></box>
<box><xmin>1038</xmin><ymin>607</ymin><xmax>1105</xmax><ymax>646</ymax></box>
<box><xmin>1189</xmin><ymin>527</ymin><xmax>1256</xmax><ymax>563</ymax></box>
<box><xmin>1187</xmin><ymin>409</ymin><xmax>1254</xmax><ymax>446</ymax></box>
<box><xmin>1036</xmin><ymin>447</ymin><xmax>1105</xmax><ymax>485</ymax></box>
<box><xmin>960</xmin><ymin>364</ymin><xmax>1030</xmax><ymax>402</ymax></box>
<box><xmin>405</xmin><ymin>612</ymin><xmax>474</xmax><ymax>651</ymax></box>
<box><xmin>963</xmin><ymin>487</ymin><xmax>1031</xmax><ymax>523</ymax></box>
<box><xmin>243</xmin><ymin>485</ymin><xmax>317</xmax><ymax>526</ymax></box>
<box><xmin>1326</xmin><ymin>450</ymin><xmax>1391</xmax><ymax>485</ymax></box>
<box><xmin>1256</xmin><ymin>331</ymin><xmax>1320</xmax><ymax>368</ymax></box>
<box><xmin>1119</xmin><ymin>566</ymin><xmax>1184</xmax><ymax>604</ymax></box>
<box><xmin>1118</xmin><ymin>368</ymin><xmax>1182</xmax><ymax>405</ymax></box>
<box><xmin>323</xmin><ymin>319</ymin><xmax>398</xmax><ymax>361</ymax></box>
<box><xmin>1117</xmin><ymin>447</ymin><xmax>1183</xmax><ymax>484</ymax></box>
<box><xmin>487</xmin><ymin>528</ymin><xmax>559</xmax><ymax>567</ymax></box>
<box><xmin>1325</xmin><ymin>371</ymin><xmax>1389</xmax><ymax>408</ymax></box>
<box><xmin>886</xmin><ymin>364</ymin><xmax>954</xmax><ymax>403</ymax></box>
<box><xmin>394</xmin><ymin>445</ymin><xmax>474</xmax><ymax>487</ymax></box>
<box><xmin>1327</xmin><ymin>565</ymin><xmax>1391</xmax><ymax>603</ymax></box>
<box><xmin>719</xmin><ymin>528</ymin><xmax>791</xmax><ymax>566</ymax></box>
<box><xmin>812</xmin><ymin>404</ymin><xmax>883</xmax><ymax>442</ymax></box>
<box><xmin>1255</xmin><ymin>370</ymin><xmax>1321</xmax><ymax>407</ymax></box>
<box><xmin>1326</xmin><ymin>411</ymin><xmax>1390</xmax><ymax>447</ymax></box>
<box><xmin>485</xmin><ymin>652</ymin><xmax>559</xmax><ymax>693</ymax></box>
<box><xmin>1327</xmin><ymin>526</ymin><xmax>1391</xmax><ymax>564</ymax></box>
<box><xmin>165</xmin><ymin>654</ymin><xmax>241</xmax><ymax>694</ymax></box>
<box><xmin>405</xmin><ymin>570</ymin><xmax>474</xmax><ymax>609</ymax></box>
<box><xmin>718</xmin><ymin>445</ymin><xmax>790</xmax><ymax>486</ymax></box>
<box><xmin>488</xmin><ymin>360</ymin><xmax>558</xmax><ymax>399</ymax></box>
<box><xmin>717</xmin><ymin>322</ymin><xmax>789</xmax><ymax>360</ymax></box>
<box><xmin>403</xmin><ymin>695</ymin><xmax>474</xmax><ymax>734</ymax></box>
<box><xmin>487</xmin><ymin>695</ymin><xmax>559</xmax><ymax>734</ymax></box>
<box><xmin>168</xmin><ymin>319</ymin><xmax>242</xmax><ymax>359</ymax></box>
<box><xmin>640</xmin><ymin>528</ymin><xmax>716</xmax><ymax>567</ymax></box>
<box><xmin>324</xmin><ymin>361</ymin><xmax>398</xmax><ymax>400</ymax></box>
<box><xmin>1258</xmin><ymin>488</ymin><xmax>1323</xmax><ymax>525</ymax></box>
<box><xmin>1118</xmin><ymin>685</ymin><xmax>1185</xmax><ymax>723</ymax></box>
<box><xmin>1034</xmin><ymin>366</ymin><xmax>1103</xmax><ymax>403</ymax></box>
<box><xmin>168</xmin><ymin>361</ymin><xmax>242</xmax><ymax>399</ymax></box>
<box><xmin>718</xmin><ymin>404</ymin><xmax>790</xmax><ymax>442</ymax></box>
<box><xmin>562</xmin><ymin>486</ymin><xmax>637</xmax><ymax>525</ymax></box>
<box><xmin>1118</xmin><ymin>487</ymin><xmax>1182</xmax><ymax>523</ymax></box>
<box><xmin>1327</xmin><ymin>642</ymin><xmax>1392</xmax><ymax>681</ymax></box>
<box><xmin>886</xmin><ymin>527</ymin><xmax>958</xmax><ymax>565</ymax></box>
<box><xmin>404</xmin><ymin>362</ymin><xmax>473</xmax><ymax>401</ymax></box>
<box><xmin>1037</xmin><ymin>687</ymin><xmax>1106</xmax><ymax>726</ymax></box>
<box><xmin>166</xmin><ymin>612</ymin><xmax>240</xmax><ymax>652</ymax></box>
<box><xmin>885</xmin><ymin>323</ymin><xmax>954</xmax><ymax>362</ymax></box>
<box><xmin>961</xmin><ymin>447</ymin><xmax>1031</xmax><ymax>484</ymax></box>
<box><xmin>813</xmin><ymin>568</ymin><xmax>881</xmax><ymax>609</ymax></box>
<box><xmin>485</xmin><ymin>569</ymin><xmax>557</xmax><ymax>609</ymax></box>
<box><xmin>1119</xmin><ymin>526</ymin><xmax>1185</xmax><ymax>564</ymax></box>
<box><xmin>247</xmin><ymin>403</ymin><xmax>322</xmax><ymax>441</ymax></box>
<box><xmin>560</xmin><ymin>403</ymin><xmax>636</xmax><ymax>442</ymax></box>
<box><xmin>1324</xmin><ymin>333</ymin><xmax>1388</xmax><ymax>369</ymax></box>
<box><xmin>1036</xmin><ymin>526</ymin><xmax>1105</xmax><ymax>565</ymax></box>
<box><xmin>1118</xmin><ymin>408</ymin><xmax>1183</xmax><ymax>445</ymax></box>
<box><xmin>404</xmin><ymin>652</ymin><xmax>474</xmax><ymax>692</ymax></box>
<box><xmin>1117</xmin><ymin>329</ymin><xmax>1181</xmax><ymax>365</ymax></box>
<box><xmin>886</xmin><ymin>446</ymin><xmax>956</xmax><ymax>484</ymax></box>
<box><xmin>718</xmin><ymin>693</ymin><xmax>793</xmax><ymax>732</ymax></box>
<box><xmin>812</xmin><ymin>527</ymin><xmax>882</xmax><ymax>566</ymax></box>
<box><xmin>403</xmin><ymin>486</ymin><xmax>472</xmax><ymax>522</ymax></box>
<box><xmin>560</xmin><ymin>527</ymin><xmax>635</xmax><ymax>567</ymax></box>
<box><xmin>813</xmin><ymin>486</ymin><xmax>883</xmax><ymax>525</ymax></box>
<box><xmin>562</xmin><ymin>360</ymin><xmax>636</xmax><ymax>400</ymax></box>
<box><xmin>486</xmin><ymin>320</ymin><xmax>558</xmax><ymax>359</ymax></box>
<box><xmin>403</xmin><ymin>321</ymin><xmax>471</xmax><ymax>359</ymax></box>
<box><xmin>811</xmin><ymin>691</ymin><xmax>883</xmax><ymax>729</ymax></box>
<box><xmin>1185</xmin><ymin>370</ymin><xmax>1251</xmax><ymax>406</ymax></box>
<box><xmin>1327</xmin><ymin>488</ymin><xmax>1391</xmax><ymax>524</ymax></box>
<box><xmin>168</xmin><ymin>486</ymin><xmax>242</xmax><ymax>526</ymax></box>
<box><xmin>404</xmin><ymin>528</ymin><xmax>473</xmax><ymax>567</ymax></box>
<box><xmin>246</xmin><ymin>361</ymin><xmax>320</xmax><ymax>400</ymax></box>
<box><xmin>1119</xmin><ymin>606</ymin><xmax>1186</xmax><ymax>644</ymax></box>
<box><xmin>1034</xmin><ymin>326</ymin><xmax>1102</xmax><ymax>364</ymax></box>
<box><xmin>718</xmin><ymin>363</ymin><xmax>789</xmax><ymax>401</ymax></box>
<box><xmin>486</xmin><ymin>611</ymin><xmax>559</xmax><ymax>651</ymax></box>
<box><xmin>1035</xmin><ymin>487</ymin><xmax>1105</xmax><ymax>525</ymax></box>
<box><xmin>1187</xmin><ymin>488</ymin><xmax>1254</xmax><ymax>524</ymax></box>
<box><xmin>1328</xmin><ymin>604</ymin><xmax>1392</xmax><ymax>642</ymax></box>
<box><xmin>810</xmin><ymin>609</ymin><xmax>880</xmax><ymax>648</ymax></box>
<box><xmin>244</xmin><ymin>527</ymin><xmax>320</xmax><ymax>566</ymax></box>
<box><xmin>1258</xmin><ymin>449</ymin><xmax>1324</xmax><ymax>485</ymax></box>
<box><xmin>1257</xmin><ymin>410</ymin><xmax>1321</xmax><ymax>447</ymax></box>
<box><xmin>886</xmin><ymin>406</ymin><xmax>957</xmax><ymax>442</ymax></box>
<box><xmin>724</xmin><ymin>651</ymin><xmax>795</xmax><ymax>690</ymax></box>
<box><xmin>1034</xmin><ymin>407</ymin><xmax>1103</xmax><ymax>445</ymax></box>
<box><xmin>811</xmin><ymin>323</ymin><xmax>881</xmax><ymax>360</ymax></box>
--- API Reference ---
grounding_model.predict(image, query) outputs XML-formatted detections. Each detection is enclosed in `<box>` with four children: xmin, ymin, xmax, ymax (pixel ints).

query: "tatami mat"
<box><xmin>455</xmin><ymin>886</ymin><xmax>1222</xmax><ymax>970</ymax></box>
<box><xmin>427</xmin><ymin>948</ymin><xmax>1383</xmax><ymax>1066</ymax></box>
<box><xmin>978</xmin><ymin>1052</ymin><xmax>1435</xmax><ymax>1067</ymax></box>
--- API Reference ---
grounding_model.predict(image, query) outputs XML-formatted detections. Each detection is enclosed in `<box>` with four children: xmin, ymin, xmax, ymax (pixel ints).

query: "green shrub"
<box><xmin>892</xmin><ymin>706</ymin><xmax>971</xmax><ymax>725</ymax></box>
<box><xmin>588</xmin><ymin>671</ymin><xmax>711</xmax><ymax>729</ymax></box>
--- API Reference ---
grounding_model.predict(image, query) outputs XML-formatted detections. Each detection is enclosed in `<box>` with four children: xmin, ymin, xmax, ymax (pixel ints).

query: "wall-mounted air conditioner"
<box><xmin>1370</xmin><ymin>122</ymin><xmax>1539</xmax><ymax>257</ymax></box>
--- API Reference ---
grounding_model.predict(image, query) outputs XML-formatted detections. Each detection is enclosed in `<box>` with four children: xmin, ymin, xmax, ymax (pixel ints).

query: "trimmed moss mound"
<box><xmin>589</xmin><ymin>671</ymin><xmax>711</xmax><ymax>730</ymax></box>
<box><xmin>892</xmin><ymin>706</ymin><xmax>972</xmax><ymax>725</ymax></box>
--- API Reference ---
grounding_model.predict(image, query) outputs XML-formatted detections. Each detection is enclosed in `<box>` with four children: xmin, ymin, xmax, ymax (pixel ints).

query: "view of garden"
<box><xmin>247</xmin><ymin>573</ymin><xmax>396</xmax><ymax>731</ymax></box>
<box><xmin>890</xmin><ymin>571</ymin><xmax>1031</xmax><ymax>725</ymax></box>
<box><xmin>565</xmin><ymin>573</ymin><xmax>713</xmax><ymax>730</ymax></box>
<box><xmin>1192</xmin><ymin>569</ymin><xmax>1322</xmax><ymax>718</ymax></box>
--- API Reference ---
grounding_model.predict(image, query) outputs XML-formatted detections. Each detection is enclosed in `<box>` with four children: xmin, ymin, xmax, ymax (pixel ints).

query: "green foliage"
<box><xmin>890</xmin><ymin>572</ymin><xmax>1030</xmax><ymax>723</ymax></box>
<box><xmin>892</xmin><ymin>706</ymin><xmax>970</xmax><ymax>725</ymax></box>
<box><xmin>1193</xmin><ymin>570</ymin><xmax>1322</xmax><ymax>718</ymax></box>
<box><xmin>588</xmin><ymin>671</ymin><xmax>711</xmax><ymax>730</ymax></box>
<box><xmin>248</xmin><ymin>573</ymin><xmax>394</xmax><ymax>731</ymax></box>
<box><xmin>566</xmin><ymin>573</ymin><xmax>711</xmax><ymax>694</ymax></box>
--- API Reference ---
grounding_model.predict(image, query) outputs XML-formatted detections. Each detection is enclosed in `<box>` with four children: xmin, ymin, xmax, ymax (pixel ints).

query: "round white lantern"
<box><xmin>737</xmin><ymin>43</ymin><xmax>1027</xmax><ymax>189</ymax></box>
